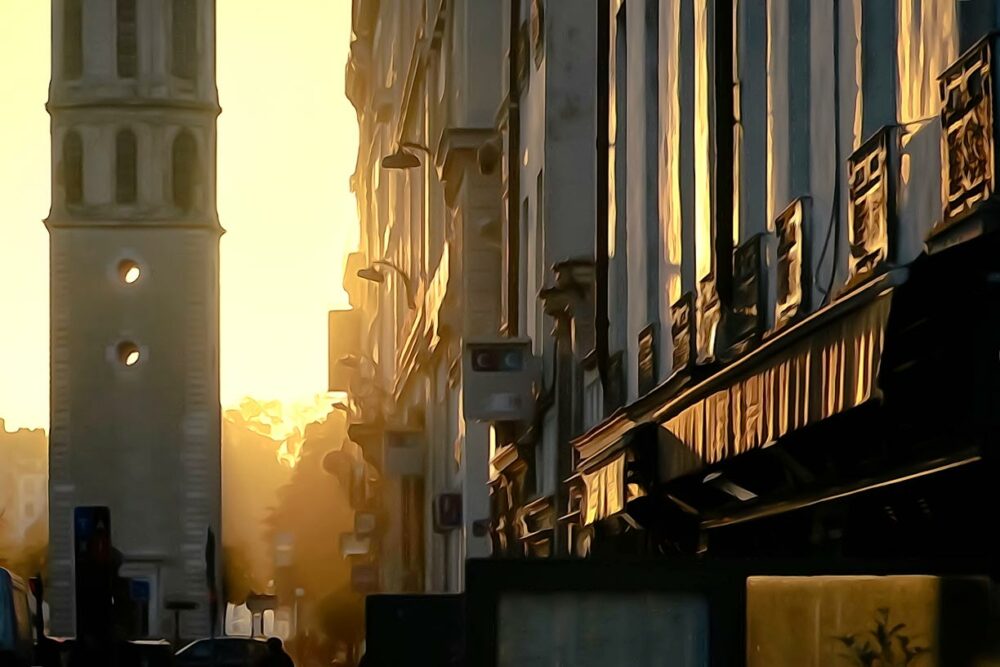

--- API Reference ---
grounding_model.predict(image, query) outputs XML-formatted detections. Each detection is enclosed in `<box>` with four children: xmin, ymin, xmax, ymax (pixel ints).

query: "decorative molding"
<box><xmin>847</xmin><ymin>126</ymin><xmax>898</xmax><ymax>287</ymax></box>
<box><xmin>696</xmin><ymin>275</ymin><xmax>721</xmax><ymax>364</ymax></box>
<box><xmin>774</xmin><ymin>197</ymin><xmax>811</xmax><ymax>330</ymax></box>
<box><xmin>726</xmin><ymin>233</ymin><xmax>769</xmax><ymax>354</ymax></box>
<box><xmin>939</xmin><ymin>34</ymin><xmax>997</xmax><ymax>227</ymax></box>
<box><xmin>637</xmin><ymin>323</ymin><xmax>659</xmax><ymax>396</ymax></box>
<box><xmin>671</xmin><ymin>291</ymin><xmax>696</xmax><ymax>373</ymax></box>
<box><xmin>435</xmin><ymin>127</ymin><xmax>498</xmax><ymax>206</ymax></box>
<box><xmin>515</xmin><ymin>20</ymin><xmax>530</xmax><ymax>94</ymax></box>
<box><xmin>530</xmin><ymin>0</ymin><xmax>545</xmax><ymax>68</ymax></box>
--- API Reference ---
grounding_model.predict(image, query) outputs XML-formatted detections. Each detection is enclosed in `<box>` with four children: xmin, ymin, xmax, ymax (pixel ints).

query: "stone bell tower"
<box><xmin>46</xmin><ymin>0</ymin><xmax>221</xmax><ymax>639</ymax></box>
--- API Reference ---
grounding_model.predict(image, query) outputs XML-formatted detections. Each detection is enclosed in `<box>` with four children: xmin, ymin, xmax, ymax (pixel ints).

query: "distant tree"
<box><xmin>222</xmin><ymin>543</ymin><xmax>265</xmax><ymax>605</ymax></box>
<box><xmin>263</xmin><ymin>414</ymin><xmax>357</xmax><ymax>643</ymax></box>
<box><xmin>0</xmin><ymin>514</ymin><xmax>47</xmax><ymax>579</ymax></box>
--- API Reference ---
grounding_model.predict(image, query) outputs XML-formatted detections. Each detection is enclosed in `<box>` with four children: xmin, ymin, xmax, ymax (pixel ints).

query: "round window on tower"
<box><xmin>116</xmin><ymin>342</ymin><xmax>141</xmax><ymax>367</ymax></box>
<box><xmin>118</xmin><ymin>260</ymin><xmax>141</xmax><ymax>285</ymax></box>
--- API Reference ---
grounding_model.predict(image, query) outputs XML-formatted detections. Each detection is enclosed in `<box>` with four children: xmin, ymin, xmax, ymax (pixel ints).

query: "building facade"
<box><xmin>46</xmin><ymin>0</ymin><xmax>222</xmax><ymax>639</ymax></box>
<box><xmin>340</xmin><ymin>1</ymin><xmax>1000</xmax><ymax>659</ymax></box>
<box><xmin>488</xmin><ymin>0</ymin><xmax>601</xmax><ymax>558</ymax></box>
<box><xmin>0</xmin><ymin>421</ymin><xmax>48</xmax><ymax>546</ymax></box>
<box><xmin>486</xmin><ymin>0</ymin><xmax>1000</xmax><ymax>573</ymax></box>
<box><xmin>341</xmin><ymin>0</ymin><xmax>503</xmax><ymax>596</ymax></box>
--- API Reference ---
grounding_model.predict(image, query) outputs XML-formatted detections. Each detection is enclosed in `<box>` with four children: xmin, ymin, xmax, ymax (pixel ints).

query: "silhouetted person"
<box><xmin>256</xmin><ymin>637</ymin><xmax>294</xmax><ymax>667</ymax></box>
<box><xmin>0</xmin><ymin>651</ymin><xmax>22</xmax><ymax>667</ymax></box>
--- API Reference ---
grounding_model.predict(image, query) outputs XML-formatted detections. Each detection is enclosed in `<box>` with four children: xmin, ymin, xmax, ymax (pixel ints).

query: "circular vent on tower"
<box><xmin>118</xmin><ymin>260</ymin><xmax>141</xmax><ymax>284</ymax></box>
<box><xmin>116</xmin><ymin>342</ymin><xmax>141</xmax><ymax>367</ymax></box>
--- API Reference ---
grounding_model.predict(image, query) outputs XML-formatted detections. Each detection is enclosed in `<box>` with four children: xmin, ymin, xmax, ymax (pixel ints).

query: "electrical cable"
<box><xmin>814</xmin><ymin>20</ymin><xmax>935</xmax><ymax>302</ymax></box>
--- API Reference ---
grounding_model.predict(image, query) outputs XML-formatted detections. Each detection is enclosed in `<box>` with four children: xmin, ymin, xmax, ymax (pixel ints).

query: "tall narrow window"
<box><xmin>63</xmin><ymin>131</ymin><xmax>83</xmax><ymax>205</ymax></box>
<box><xmin>534</xmin><ymin>170</ymin><xmax>545</xmax><ymax>348</ymax></box>
<box><xmin>711</xmin><ymin>0</ymin><xmax>736</xmax><ymax>298</ymax></box>
<box><xmin>172</xmin><ymin>0</ymin><xmax>197</xmax><ymax>80</ymax></box>
<box><xmin>172</xmin><ymin>131</ymin><xmax>197</xmax><ymax>211</ymax></box>
<box><xmin>116</xmin><ymin>130</ymin><xmax>137</xmax><ymax>204</ymax></box>
<box><xmin>117</xmin><ymin>0</ymin><xmax>137</xmax><ymax>78</ymax></box>
<box><xmin>609</xmin><ymin>4</ymin><xmax>628</xmax><ymax>355</ymax></box>
<box><xmin>63</xmin><ymin>0</ymin><xmax>83</xmax><ymax>80</ymax></box>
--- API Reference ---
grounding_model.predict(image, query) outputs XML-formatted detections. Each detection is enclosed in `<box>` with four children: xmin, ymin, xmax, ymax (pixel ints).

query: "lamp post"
<box><xmin>337</xmin><ymin>353</ymin><xmax>381</xmax><ymax>377</ymax></box>
<box><xmin>357</xmin><ymin>259</ymin><xmax>416</xmax><ymax>309</ymax></box>
<box><xmin>381</xmin><ymin>141</ymin><xmax>432</xmax><ymax>170</ymax></box>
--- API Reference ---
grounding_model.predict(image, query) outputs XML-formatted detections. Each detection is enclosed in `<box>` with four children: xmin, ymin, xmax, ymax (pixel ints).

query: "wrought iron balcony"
<box><xmin>637</xmin><ymin>323</ymin><xmax>659</xmax><ymax>396</ymax></box>
<box><xmin>696</xmin><ymin>276</ymin><xmax>721</xmax><ymax>363</ymax></box>
<box><xmin>725</xmin><ymin>233</ymin><xmax>769</xmax><ymax>354</ymax></box>
<box><xmin>774</xmin><ymin>197</ymin><xmax>811</xmax><ymax>330</ymax></box>
<box><xmin>939</xmin><ymin>34</ymin><xmax>997</xmax><ymax>228</ymax></box>
<box><xmin>670</xmin><ymin>291</ymin><xmax>696</xmax><ymax>374</ymax></box>
<box><xmin>847</xmin><ymin>126</ymin><xmax>898</xmax><ymax>287</ymax></box>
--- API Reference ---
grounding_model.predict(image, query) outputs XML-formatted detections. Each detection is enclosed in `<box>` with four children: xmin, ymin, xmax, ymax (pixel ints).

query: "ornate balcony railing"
<box><xmin>847</xmin><ymin>126</ymin><xmax>898</xmax><ymax>287</ymax></box>
<box><xmin>696</xmin><ymin>276</ymin><xmax>721</xmax><ymax>363</ymax></box>
<box><xmin>670</xmin><ymin>291</ymin><xmax>696</xmax><ymax>374</ymax></box>
<box><xmin>726</xmin><ymin>233</ymin><xmax>769</xmax><ymax>353</ymax></box>
<box><xmin>774</xmin><ymin>197</ymin><xmax>811</xmax><ymax>330</ymax></box>
<box><xmin>939</xmin><ymin>34</ymin><xmax>997</xmax><ymax>227</ymax></box>
<box><xmin>637</xmin><ymin>322</ymin><xmax>659</xmax><ymax>396</ymax></box>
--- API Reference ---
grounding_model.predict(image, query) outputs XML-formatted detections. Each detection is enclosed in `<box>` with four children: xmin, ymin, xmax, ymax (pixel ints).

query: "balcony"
<box><xmin>774</xmin><ymin>197</ymin><xmax>811</xmax><ymax>330</ymax></box>
<box><xmin>670</xmin><ymin>291</ymin><xmax>696</xmax><ymax>374</ymax></box>
<box><xmin>723</xmin><ymin>233</ymin><xmax>769</xmax><ymax>358</ymax></box>
<box><xmin>939</xmin><ymin>34</ymin><xmax>998</xmax><ymax>230</ymax></box>
<box><xmin>847</xmin><ymin>126</ymin><xmax>898</xmax><ymax>289</ymax></box>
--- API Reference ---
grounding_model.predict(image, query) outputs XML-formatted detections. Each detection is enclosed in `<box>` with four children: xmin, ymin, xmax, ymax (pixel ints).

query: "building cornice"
<box><xmin>47</xmin><ymin>98</ymin><xmax>222</xmax><ymax>116</ymax></box>
<box><xmin>44</xmin><ymin>216</ymin><xmax>225</xmax><ymax>236</ymax></box>
<box><xmin>435</xmin><ymin>127</ymin><xmax>498</xmax><ymax>206</ymax></box>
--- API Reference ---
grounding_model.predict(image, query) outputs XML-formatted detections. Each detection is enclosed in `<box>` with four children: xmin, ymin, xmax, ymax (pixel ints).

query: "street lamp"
<box><xmin>381</xmin><ymin>141</ymin><xmax>432</xmax><ymax>170</ymax></box>
<box><xmin>357</xmin><ymin>259</ymin><xmax>416</xmax><ymax>309</ymax></box>
<box><xmin>337</xmin><ymin>354</ymin><xmax>377</xmax><ymax>371</ymax></box>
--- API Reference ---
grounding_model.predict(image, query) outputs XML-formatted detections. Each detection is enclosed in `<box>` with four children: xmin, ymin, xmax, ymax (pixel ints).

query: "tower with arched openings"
<box><xmin>45</xmin><ymin>0</ymin><xmax>221</xmax><ymax>640</ymax></box>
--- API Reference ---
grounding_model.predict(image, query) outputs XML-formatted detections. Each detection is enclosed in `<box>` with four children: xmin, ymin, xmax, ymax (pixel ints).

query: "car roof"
<box><xmin>177</xmin><ymin>637</ymin><xmax>267</xmax><ymax>651</ymax></box>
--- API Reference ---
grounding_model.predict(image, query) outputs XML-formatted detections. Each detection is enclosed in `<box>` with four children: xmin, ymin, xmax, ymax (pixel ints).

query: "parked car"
<box><xmin>175</xmin><ymin>637</ymin><xmax>269</xmax><ymax>667</ymax></box>
<box><xmin>124</xmin><ymin>639</ymin><xmax>175</xmax><ymax>667</ymax></box>
<box><xmin>0</xmin><ymin>568</ymin><xmax>32</xmax><ymax>666</ymax></box>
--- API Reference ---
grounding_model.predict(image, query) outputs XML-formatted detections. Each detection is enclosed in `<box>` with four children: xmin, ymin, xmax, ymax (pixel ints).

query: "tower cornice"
<box><xmin>47</xmin><ymin>97</ymin><xmax>222</xmax><ymax>116</ymax></box>
<box><xmin>44</xmin><ymin>215</ymin><xmax>226</xmax><ymax>236</ymax></box>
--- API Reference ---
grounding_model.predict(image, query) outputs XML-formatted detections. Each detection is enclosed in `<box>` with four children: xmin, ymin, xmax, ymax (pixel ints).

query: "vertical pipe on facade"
<box><xmin>506</xmin><ymin>0</ymin><xmax>522</xmax><ymax>336</ymax></box>
<box><xmin>595</xmin><ymin>0</ymin><xmax>611</xmax><ymax>399</ymax></box>
<box><xmin>714</xmin><ymin>0</ymin><xmax>736</xmax><ymax>304</ymax></box>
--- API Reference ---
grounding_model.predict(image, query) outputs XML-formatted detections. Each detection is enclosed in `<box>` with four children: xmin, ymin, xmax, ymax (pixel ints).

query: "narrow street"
<box><xmin>4</xmin><ymin>1</ymin><xmax>1000</xmax><ymax>666</ymax></box>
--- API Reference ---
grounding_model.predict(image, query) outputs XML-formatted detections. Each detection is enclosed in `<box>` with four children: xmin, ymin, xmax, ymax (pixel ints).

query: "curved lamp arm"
<box><xmin>371</xmin><ymin>260</ymin><xmax>416</xmax><ymax>309</ymax></box>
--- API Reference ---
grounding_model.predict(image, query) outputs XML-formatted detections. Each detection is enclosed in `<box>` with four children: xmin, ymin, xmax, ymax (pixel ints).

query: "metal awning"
<box><xmin>572</xmin><ymin>274</ymin><xmax>900</xmax><ymax>526</ymax></box>
<box><xmin>659</xmin><ymin>288</ymin><xmax>891</xmax><ymax>471</ymax></box>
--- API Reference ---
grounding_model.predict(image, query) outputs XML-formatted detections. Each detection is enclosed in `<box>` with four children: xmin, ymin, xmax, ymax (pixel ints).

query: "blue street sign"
<box><xmin>74</xmin><ymin>506</ymin><xmax>109</xmax><ymax>542</ymax></box>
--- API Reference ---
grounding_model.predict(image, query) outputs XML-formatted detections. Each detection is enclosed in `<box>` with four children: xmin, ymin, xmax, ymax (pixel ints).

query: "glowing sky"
<box><xmin>0</xmin><ymin>1</ymin><xmax>359</xmax><ymax>430</ymax></box>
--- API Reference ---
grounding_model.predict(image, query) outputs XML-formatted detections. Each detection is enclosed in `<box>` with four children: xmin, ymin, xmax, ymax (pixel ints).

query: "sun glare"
<box><xmin>0</xmin><ymin>1</ymin><xmax>360</xmax><ymax>430</ymax></box>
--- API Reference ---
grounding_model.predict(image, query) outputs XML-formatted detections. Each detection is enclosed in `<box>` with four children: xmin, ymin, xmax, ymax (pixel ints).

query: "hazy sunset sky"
<box><xmin>0</xmin><ymin>1</ymin><xmax>359</xmax><ymax>430</ymax></box>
